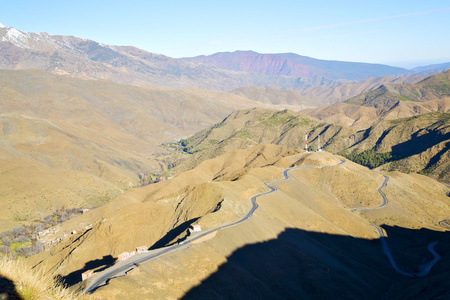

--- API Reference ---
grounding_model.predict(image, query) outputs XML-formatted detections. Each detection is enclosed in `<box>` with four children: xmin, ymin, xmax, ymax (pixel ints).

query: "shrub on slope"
<box><xmin>0</xmin><ymin>258</ymin><xmax>81</xmax><ymax>300</ymax></box>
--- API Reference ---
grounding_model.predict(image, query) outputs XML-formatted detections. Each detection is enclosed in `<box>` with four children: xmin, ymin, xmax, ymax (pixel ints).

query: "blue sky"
<box><xmin>1</xmin><ymin>0</ymin><xmax>449</xmax><ymax>68</ymax></box>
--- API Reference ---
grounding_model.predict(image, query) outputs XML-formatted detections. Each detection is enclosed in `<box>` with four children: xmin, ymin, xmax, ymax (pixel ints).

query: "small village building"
<box><xmin>117</xmin><ymin>252</ymin><xmax>130</xmax><ymax>261</ymax></box>
<box><xmin>188</xmin><ymin>224</ymin><xmax>201</xmax><ymax>234</ymax></box>
<box><xmin>82</xmin><ymin>208</ymin><xmax>90</xmax><ymax>214</ymax></box>
<box><xmin>191</xmin><ymin>225</ymin><xmax>201</xmax><ymax>232</ymax></box>
<box><xmin>81</xmin><ymin>270</ymin><xmax>94</xmax><ymax>281</ymax></box>
<box><xmin>136</xmin><ymin>246</ymin><xmax>148</xmax><ymax>253</ymax></box>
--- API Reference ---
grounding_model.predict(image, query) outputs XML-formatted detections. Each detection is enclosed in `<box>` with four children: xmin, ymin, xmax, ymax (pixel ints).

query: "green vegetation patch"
<box><xmin>389</xmin><ymin>111</ymin><xmax>450</xmax><ymax>125</ymax></box>
<box><xmin>397</xmin><ymin>94</ymin><xmax>414</xmax><ymax>102</ymax></box>
<box><xmin>262</xmin><ymin>110</ymin><xmax>296</xmax><ymax>127</ymax></box>
<box><xmin>341</xmin><ymin>149</ymin><xmax>394</xmax><ymax>169</ymax></box>
<box><xmin>426</xmin><ymin>82</ymin><xmax>450</xmax><ymax>97</ymax></box>
<box><xmin>311</xmin><ymin>122</ymin><xmax>326</xmax><ymax>132</ymax></box>
<box><xmin>10</xmin><ymin>240</ymin><xmax>32</xmax><ymax>250</ymax></box>
<box><xmin>388</xmin><ymin>115</ymin><xmax>420</xmax><ymax>124</ymax></box>
<box><xmin>234</xmin><ymin>129</ymin><xmax>253</xmax><ymax>139</ymax></box>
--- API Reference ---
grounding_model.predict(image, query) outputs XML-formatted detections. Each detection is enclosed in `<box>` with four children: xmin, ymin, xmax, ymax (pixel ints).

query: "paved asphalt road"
<box><xmin>349</xmin><ymin>174</ymin><xmax>441</xmax><ymax>277</ymax></box>
<box><xmin>350</xmin><ymin>174</ymin><xmax>389</xmax><ymax>212</ymax></box>
<box><xmin>84</xmin><ymin>159</ymin><xmax>345</xmax><ymax>293</ymax></box>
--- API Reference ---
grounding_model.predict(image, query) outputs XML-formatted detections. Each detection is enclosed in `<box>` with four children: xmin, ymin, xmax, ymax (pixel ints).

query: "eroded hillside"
<box><xmin>178</xmin><ymin>101</ymin><xmax>450</xmax><ymax>184</ymax></box>
<box><xmin>0</xmin><ymin>69</ymin><xmax>270</xmax><ymax>230</ymax></box>
<box><xmin>22</xmin><ymin>145</ymin><xmax>450</xmax><ymax>299</ymax></box>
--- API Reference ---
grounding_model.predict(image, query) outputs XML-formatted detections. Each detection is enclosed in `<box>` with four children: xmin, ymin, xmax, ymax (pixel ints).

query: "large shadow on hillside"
<box><xmin>150</xmin><ymin>218</ymin><xmax>199</xmax><ymax>250</ymax></box>
<box><xmin>58</xmin><ymin>255</ymin><xmax>116</xmax><ymax>288</ymax></box>
<box><xmin>391</xmin><ymin>130</ymin><xmax>450</xmax><ymax>161</ymax></box>
<box><xmin>181</xmin><ymin>226</ymin><xmax>450</xmax><ymax>300</ymax></box>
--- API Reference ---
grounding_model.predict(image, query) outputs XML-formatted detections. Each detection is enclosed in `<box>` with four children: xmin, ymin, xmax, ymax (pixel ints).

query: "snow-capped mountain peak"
<box><xmin>0</xmin><ymin>23</ymin><xmax>5</xmax><ymax>28</ymax></box>
<box><xmin>2</xmin><ymin>27</ymin><xmax>30</xmax><ymax>48</ymax></box>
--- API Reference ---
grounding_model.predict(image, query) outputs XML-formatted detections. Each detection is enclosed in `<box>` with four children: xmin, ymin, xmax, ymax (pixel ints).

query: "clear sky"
<box><xmin>1</xmin><ymin>0</ymin><xmax>449</xmax><ymax>68</ymax></box>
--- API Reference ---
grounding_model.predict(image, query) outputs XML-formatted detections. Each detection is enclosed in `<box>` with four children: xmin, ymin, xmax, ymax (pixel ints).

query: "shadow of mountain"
<box><xmin>182</xmin><ymin>226</ymin><xmax>450</xmax><ymax>300</ymax></box>
<box><xmin>0</xmin><ymin>275</ymin><xmax>22</xmax><ymax>300</ymax></box>
<box><xmin>391</xmin><ymin>130</ymin><xmax>450</xmax><ymax>161</ymax></box>
<box><xmin>150</xmin><ymin>218</ymin><xmax>199</xmax><ymax>250</ymax></box>
<box><xmin>424</xmin><ymin>141</ymin><xmax>450</xmax><ymax>170</ymax></box>
<box><xmin>58</xmin><ymin>255</ymin><xmax>115</xmax><ymax>287</ymax></box>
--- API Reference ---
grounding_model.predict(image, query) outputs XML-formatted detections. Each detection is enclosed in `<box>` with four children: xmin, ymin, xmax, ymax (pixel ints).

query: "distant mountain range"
<box><xmin>1</xmin><ymin>24</ymin><xmax>449</xmax><ymax>94</ymax></box>
<box><xmin>181</xmin><ymin>51</ymin><xmax>450</xmax><ymax>80</ymax></box>
<box><xmin>181</xmin><ymin>50</ymin><xmax>405</xmax><ymax>80</ymax></box>
<box><xmin>0</xmin><ymin>24</ymin><xmax>342</xmax><ymax>91</ymax></box>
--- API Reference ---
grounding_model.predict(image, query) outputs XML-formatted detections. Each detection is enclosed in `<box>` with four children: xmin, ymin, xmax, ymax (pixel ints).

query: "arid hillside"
<box><xmin>303</xmin><ymin>70</ymin><xmax>450</xmax><ymax>129</ymax></box>
<box><xmin>173</xmin><ymin>108</ymin><xmax>323</xmax><ymax>172</ymax></box>
<box><xmin>177</xmin><ymin>105</ymin><xmax>450</xmax><ymax>184</ymax></box>
<box><xmin>24</xmin><ymin>145</ymin><xmax>450</xmax><ymax>299</ymax></box>
<box><xmin>228</xmin><ymin>74</ymin><xmax>424</xmax><ymax>111</ymax></box>
<box><xmin>0</xmin><ymin>69</ymin><xmax>273</xmax><ymax>231</ymax></box>
<box><xmin>345</xmin><ymin>69</ymin><xmax>450</xmax><ymax>107</ymax></box>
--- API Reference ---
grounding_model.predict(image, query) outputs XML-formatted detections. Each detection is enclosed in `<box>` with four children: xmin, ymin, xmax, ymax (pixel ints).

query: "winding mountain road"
<box><xmin>350</xmin><ymin>174</ymin><xmax>441</xmax><ymax>277</ymax></box>
<box><xmin>350</xmin><ymin>175</ymin><xmax>389</xmax><ymax>212</ymax></box>
<box><xmin>84</xmin><ymin>159</ymin><xmax>345</xmax><ymax>294</ymax></box>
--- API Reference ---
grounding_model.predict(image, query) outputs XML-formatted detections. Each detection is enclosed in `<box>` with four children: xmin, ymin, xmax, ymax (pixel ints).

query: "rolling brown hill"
<box><xmin>22</xmin><ymin>145</ymin><xmax>450</xmax><ymax>299</ymax></box>
<box><xmin>172</xmin><ymin>108</ymin><xmax>325</xmax><ymax>172</ymax></box>
<box><xmin>303</xmin><ymin>70</ymin><xmax>450</xmax><ymax>129</ymax></box>
<box><xmin>231</xmin><ymin>74</ymin><xmax>425</xmax><ymax>108</ymax></box>
<box><xmin>0</xmin><ymin>69</ymin><xmax>274</xmax><ymax>231</ymax></box>
<box><xmin>1</xmin><ymin>67</ymin><xmax>432</xmax><ymax>230</ymax></box>
<box><xmin>302</xmin><ymin>97</ymin><xmax>450</xmax><ymax>131</ymax></box>
<box><xmin>176</xmin><ymin>104</ymin><xmax>450</xmax><ymax>184</ymax></box>
<box><xmin>345</xmin><ymin>69</ymin><xmax>450</xmax><ymax>107</ymax></box>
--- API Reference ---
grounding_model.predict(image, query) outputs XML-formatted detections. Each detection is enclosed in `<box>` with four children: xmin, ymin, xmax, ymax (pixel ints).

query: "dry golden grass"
<box><xmin>0</xmin><ymin>258</ymin><xmax>83</xmax><ymax>300</ymax></box>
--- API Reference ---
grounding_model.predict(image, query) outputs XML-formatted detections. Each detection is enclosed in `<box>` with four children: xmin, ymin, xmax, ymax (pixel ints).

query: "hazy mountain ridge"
<box><xmin>181</xmin><ymin>50</ymin><xmax>441</xmax><ymax>80</ymax></box>
<box><xmin>346</xmin><ymin>69</ymin><xmax>450</xmax><ymax>107</ymax></box>
<box><xmin>0</xmin><ymin>25</ymin><xmax>346</xmax><ymax>92</ymax></box>
<box><xmin>2</xmin><ymin>24</ymin><xmax>447</xmax><ymax>97</ymax></box>
<box><xmin>231</xmin><ymin>74</ymin><xmax>425</xmax><ymax>107</ymax></box>
<box><xmin>300</xmin><ymin>70</ymin><xmax>450</xmax><ymax>130</ymax></box>
<box><xmin>412</xmin><ymin>62</ymin><xmax>450</xmax><ymax>73</ymax></box>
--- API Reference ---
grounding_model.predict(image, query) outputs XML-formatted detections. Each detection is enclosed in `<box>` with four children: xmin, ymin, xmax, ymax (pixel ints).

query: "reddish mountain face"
<box><xmin>181</xmin><ymin>51</ymin><xmax>410</xmax><ymax>80</ymax></box>
<box><xmin>182</xmin><ymin>51</ymin><xmax>325</xmax><ymax>77</ymax></box>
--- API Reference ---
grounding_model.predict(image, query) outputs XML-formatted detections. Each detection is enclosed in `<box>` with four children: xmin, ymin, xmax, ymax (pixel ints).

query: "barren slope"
<box><xmin>0</xmin><ymin>69</ymin><xmax>269</xmax><ymax>230</ymax></box>
<box><xmin>39</xmin><ymin>147</ymin><xmax>448</xmax><ymax>300</ymax></box>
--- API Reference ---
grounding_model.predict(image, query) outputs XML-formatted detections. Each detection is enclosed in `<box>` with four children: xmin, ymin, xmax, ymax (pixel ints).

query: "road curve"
<box><xmin>350</xmin><ymin>175</ymin><xmax>389</xmax><ymax>212</ymax></box>
<box><xmin>84</xmin><ymin>159</ymin><xmax>345</xmax><ymax>294</ymax></box>
<box><xmin>351</xmin><ymin>174</ymin><xmax>441</xmax><ymax>277</ymax></box>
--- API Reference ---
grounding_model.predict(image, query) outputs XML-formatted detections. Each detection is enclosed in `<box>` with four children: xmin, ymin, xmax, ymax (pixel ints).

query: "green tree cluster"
<box><xmin>341</xmin><ymin>149</ymin><xmax>393</xmax><ymax>169</ymax></box>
